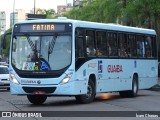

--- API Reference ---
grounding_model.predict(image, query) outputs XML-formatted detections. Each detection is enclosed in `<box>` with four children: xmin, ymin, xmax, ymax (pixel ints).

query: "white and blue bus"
<box><xmin>3</xmin><ymin>17</ymin><xmax>158</xmax><ymax>104</ymax></box>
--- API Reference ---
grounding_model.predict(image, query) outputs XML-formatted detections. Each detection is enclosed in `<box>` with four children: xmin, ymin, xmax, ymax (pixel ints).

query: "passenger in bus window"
<box><xmin>27</xmin><ymin>51</ymin><xmax>38</xmax><ymax>62</ymax></box>
<box><xmin>145</xmin><ymin>37</ymin><xmax>152</xmax><ymax>58</ymax></box>
<box><xmin>107</xmin><ymin>43</ymin><xmax>112</xmax><ymax>56</ymax></box>
<box><xmin>137</xmin><ymin>40</ymin><xmax>145</xmax><ymax>57</ymax></box>
<box><xmin>97</xmin><ymin>49</ymin><xmax>102</xmax><ymax>56</ymax></box>
<box><xmin>127</xmin><ymin>49</ymin><xmax>132</xmax><ymax>57</ymax></box>
<box><xmin>118</xmin><ymin>48</ymin><xmax>127</xmax><ymax>57</ymax></box>
<box><xmin>142</xmin><ymin>42</ymin><xmax>145</xmax><ymax>57</ymax></box>
<box><xmin>86</xmin><ymin>44</ymin><xmax>96</xmax><ymax>56</ymax></box>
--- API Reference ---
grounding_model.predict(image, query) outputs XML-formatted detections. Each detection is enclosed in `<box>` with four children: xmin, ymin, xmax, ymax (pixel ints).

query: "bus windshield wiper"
<box><xmin>26</xmin><ymin>35</ymin><xmax>35</xmax><ymax>51</ymax></box>
<box><xmin>48</xmin><ymin>35</ymin><xmax>57</xmax><ymax>54</ymax></box>
<box><xmin>26</xmin><ymin>34</ymin><xmax>40</xmax><ymax>61</ymax></box>
<box><xmin>48</xmin><ymin>35</ymin><xmax>57</xmax><ymax>62</ymax></box>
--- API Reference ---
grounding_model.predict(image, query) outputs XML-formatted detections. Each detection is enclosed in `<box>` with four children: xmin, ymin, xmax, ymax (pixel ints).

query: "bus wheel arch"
<box><xmin>75</xmin><ymin>74</ymin><xmax>96</xmax><ymax>104</ymax></box>
<box><xmin>89</xmin><ymin>74</ymin><xmax>96</xmax><ymax>90</ymax></box>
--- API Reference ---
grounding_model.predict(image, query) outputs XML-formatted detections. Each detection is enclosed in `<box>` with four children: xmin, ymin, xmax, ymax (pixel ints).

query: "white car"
<box><xmin>0</xmin><ymin>65</ymin><xmax>10</xmax><ymax>90</ymax></box>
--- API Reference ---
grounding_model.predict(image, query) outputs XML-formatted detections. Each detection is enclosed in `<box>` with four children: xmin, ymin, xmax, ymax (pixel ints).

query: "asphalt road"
<box><xmin>0</xmin><ymin>88</ymin><xmax>160</xmax><ymax>120</ymax></box>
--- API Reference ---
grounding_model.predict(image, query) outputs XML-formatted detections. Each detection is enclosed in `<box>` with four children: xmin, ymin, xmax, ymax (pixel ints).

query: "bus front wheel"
<box><xmin>27</xmin><ymin>95</ymin><xmax>47</xmax><ymax>105</ymax></box>
<box><xmin>75</xmin><ymin>79</ymin><xmax>95</xmax><ymax>104</ymax></box>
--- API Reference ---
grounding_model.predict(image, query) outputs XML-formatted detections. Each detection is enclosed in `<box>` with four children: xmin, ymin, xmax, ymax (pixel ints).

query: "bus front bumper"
<box><xmin>10</xmin><ymin>80</ymin><xmax>87</xmax><ymax>96</ymax></box>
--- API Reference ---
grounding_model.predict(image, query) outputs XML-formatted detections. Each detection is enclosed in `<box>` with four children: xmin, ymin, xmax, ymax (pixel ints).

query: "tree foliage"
<box><xmin>36</xmin><ymin>8</ymin><xmax>56</xmax><ymax>18</ymax></box>
<box><xmin>64</xmin><ymin>0</ymin><xmax>160</xmax><ymax>29</ymax></box>
<box><xmin>0</xmin><ymin>28</ymin><xmax>12</xmax><ymax>58</ymax></box>
<box><xmin>63</xmin><ymin>0</ymin><xmax>160</xmax><ymax>56</ymax></box>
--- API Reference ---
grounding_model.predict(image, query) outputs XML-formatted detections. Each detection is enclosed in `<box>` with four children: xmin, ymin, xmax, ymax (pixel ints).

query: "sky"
<box><xmin>0</xmin><ymin>0</ymin><xmax>73</xmax><ymax>29</ymax></box>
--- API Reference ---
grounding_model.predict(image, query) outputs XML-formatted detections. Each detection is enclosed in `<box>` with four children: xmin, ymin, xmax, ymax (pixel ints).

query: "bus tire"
<box><xmin>75</xmin><ymin>79</ymin><xmax>95</xmax><ymax>104</ymax></box>
<box><xmin>27</xmin><ymin>95</ymin><xmax>47</xmax><ymax>105</ymax></box>
<box><xmin>119</xmin><ymin>75</ymin><xmax>138</xmax><ymax>98</ymax></box>
<box><xmin>129</xmin><ymin>75</ymin><xmax>138</xmax><ymax>97</ymax></box>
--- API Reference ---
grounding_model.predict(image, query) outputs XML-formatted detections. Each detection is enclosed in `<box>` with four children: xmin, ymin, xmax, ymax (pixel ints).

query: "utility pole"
<box><xmin>34</xmin><ymin>0</ymin><xmax>36</xmax><ymax>14</ymax></box>
<box><xmin>73</xmin><ymin>0</ymin><xmax>75</xmax><ymax>7</ymax></box>
<box><xmin>66</xmin><ymin>0</ymin><xmax>68</xmax><ymax>7</ymax></box>
<box><xmin>73</xmin><ymin>0</ymin><xmax>76</xmax><ymax>19</ymax></box>
<box><xmin>13</xmin><ymin>0</ymin><xmax>15</xmax><ymax>26</ymax></box>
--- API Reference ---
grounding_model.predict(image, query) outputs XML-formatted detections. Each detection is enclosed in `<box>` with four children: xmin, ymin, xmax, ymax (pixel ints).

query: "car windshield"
<box><xmin>12</xmin><ymin>35</ymin><xmax>72</xmax><ymax>71</ymax></box>
<box><xmin>0</xmin><ymin>67</ymin><xmax>9</xmax><ymax>74</ymax></box>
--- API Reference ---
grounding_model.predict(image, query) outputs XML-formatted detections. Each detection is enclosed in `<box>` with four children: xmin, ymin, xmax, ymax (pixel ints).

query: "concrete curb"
<box><xmin>150</xmin><ymin>83</ymin><xmax>160</xmax><ymax>91</ymax></box>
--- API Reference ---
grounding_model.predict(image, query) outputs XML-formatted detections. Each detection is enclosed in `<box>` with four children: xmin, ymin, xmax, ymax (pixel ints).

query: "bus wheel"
<box><xmin>75</xmin><ymin>79</ymin><xmax>95</xmax><ymax>104</ymax></box>
<box><xmin>27</xmin><ymin>95</ymin><xmax>47</xmax><ymax>105</ymax></box>
<box><xmin>119</xmin><ymin>75</ymin><xmax>138</xmax><ymax>98</ymax></box>
<box><xmin>129</xmin><ymin>75</ymin><xmax>138</xmax><ymax>97</ymax></box>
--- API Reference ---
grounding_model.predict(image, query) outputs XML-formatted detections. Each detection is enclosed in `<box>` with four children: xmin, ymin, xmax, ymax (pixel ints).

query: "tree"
<box><xmin>0</xmin><ymin>28</ymin><xmax>12</xmax><ymax>58</ymax></box>
<box><xmin>44</xmin><ymin>9</ymin><xmax>56</xmax><ymax>18</ymax></box>
<box><xmin>63</xmin><ymin>0</ymin><xmax>160</xmax><ymax>57</ymax></box>
<box><xmin>36</xmin><ymin>8</ymin><xmax>56</xmax><ymax>18</ymax></box>
<box><xmin>36</xmin><ymin>8</ymin><xmax>45</xmax><ymax>14</ymax></box>
<box><xmin>64</xmin><ymin>0</ymin><xmax>123</xmax><ymax>23</ymax></box>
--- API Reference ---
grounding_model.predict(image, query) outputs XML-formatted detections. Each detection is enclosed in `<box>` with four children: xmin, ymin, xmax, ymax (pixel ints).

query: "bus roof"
<box><xmin>15</xmin><ymin>17</ymin><xmax>156</xmax><ymax>35</ymax></box>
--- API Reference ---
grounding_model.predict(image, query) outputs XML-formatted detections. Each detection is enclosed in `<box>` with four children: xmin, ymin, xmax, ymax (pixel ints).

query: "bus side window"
<box><xmin>75</xmin><ymin>28</ymin><xmax>85</xmax><ymax>59</ymax></box>
<box><xmin>145</xmin><ymin>36</ymin><xmax>152</xmax><ymax>58</ymax></box>
<box><xmin>151</xmin><ymin>36</ymin><xmax>157</xmax><ymax>58</ymax></box>
<box><xmin>86</xmin><ymin>30</ymin><xmax>96</xmax><ymax>57</ymax></box>
<box><xmin>96</xmin><ymin>31</ymin><xmax>107</xmax><ymax>56</ymax></box>
<box><xmin>128</xmin><ymin>34</ymin><xmax>137</xmax><ymax>57</ymax></box>
<box><xmin>76</xmin><ymin>37</ymin><xmax>84</xmax><ymax>58</ymax></box>
<box><xmin>75</xmin><ymin>29</ymin><xmax>86</xmax><ymax>69</ymax></box>
<box><xmin>107</xmin><ymin>32</ymin><xmax>118</xmax><ymax>57</ymax></box>
<box><xmin>118</xmin><ymin>33</ymin><xmax>127</xmax><ymax>57</ymax></box>
<box><xmin>137</xmin><ymin>35</ymin><xmax>145</xmax><ymax>58</ymax></box>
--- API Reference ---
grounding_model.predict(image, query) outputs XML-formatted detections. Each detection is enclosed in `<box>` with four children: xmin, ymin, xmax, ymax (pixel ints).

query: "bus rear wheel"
<box><xmin>75</xmin><ymin>79</ymin><xmax>95</xmax><ymax>104</ymax></box>
<box><xmin>27</xmin><ymin>95</ymin><xmax>47</xmax><ymax>105</ymax></box>
<box><xmin>119</xmin><ymin>75</ymin><xmax>138</xmax><ymax>98</ymax></box>
<box><xmin>130</xmin><ymin>75</ymin><xmax>138</xmax><ymax>97</ymax></box>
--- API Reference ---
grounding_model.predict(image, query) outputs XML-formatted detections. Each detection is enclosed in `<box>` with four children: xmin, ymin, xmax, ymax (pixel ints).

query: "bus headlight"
<box><xmin>10</xmin><ymin>73</ymin><xmax>20</xmax><ymax>84</ymax></box>
<box><xmin>60</xmin><ymin>73</ymin><xmax>73</xmax><ymax>84</ymax></box>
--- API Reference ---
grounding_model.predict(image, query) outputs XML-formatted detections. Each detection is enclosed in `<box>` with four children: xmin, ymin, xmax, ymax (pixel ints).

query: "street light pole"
<box><xmin>34</xmin><ymin>0</ymin><xmax>36</xmax><ymax>14</ymax></box>
<box><xmin>73</xmin><ymin>0</ymin><xmax>76</xmax><ymax>19</ymax></box>
<box><xmin>13</xmin><ymin>0</ymin><xmax>15</xmax><ymax>26</ymax></box>
<box><xmin>73</xmin><ymin>0</ymin><xmax>75</xmax><ymax>7</ymax></box>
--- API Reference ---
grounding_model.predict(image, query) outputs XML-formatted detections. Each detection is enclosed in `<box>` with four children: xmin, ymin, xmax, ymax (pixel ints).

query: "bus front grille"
<box><xmin>22</xmin><ymin>87</ymin><xmax>56</xmax><ymax>94</ymax></box>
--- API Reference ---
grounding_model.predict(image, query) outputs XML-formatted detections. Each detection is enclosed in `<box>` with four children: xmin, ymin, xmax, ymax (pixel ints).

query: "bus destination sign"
<box><xmin>15</xmin><ymin>23</ymin><xmax>68</xmax><ymax>33</ymax></box>
<box><xmin>32</xmin><ymin>24</ymin><xmax>55</xmax><ymax>31</ymax></box>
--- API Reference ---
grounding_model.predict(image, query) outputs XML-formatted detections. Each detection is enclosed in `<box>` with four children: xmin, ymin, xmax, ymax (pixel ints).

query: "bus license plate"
<box><xmin>33</xmin><ymin>90</ymin><xmax>45</xmax><ymax>95</ymax></box>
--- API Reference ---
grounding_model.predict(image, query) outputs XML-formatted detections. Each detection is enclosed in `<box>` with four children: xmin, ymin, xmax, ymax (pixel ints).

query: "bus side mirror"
<box><xmin>1</xmin><ymin>32</ymin><xmax>11</xmax><ymax>49</ymax></box>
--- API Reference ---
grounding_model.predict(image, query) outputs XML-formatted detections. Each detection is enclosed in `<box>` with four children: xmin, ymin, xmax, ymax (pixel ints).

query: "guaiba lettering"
<box><xmin>32</xmin><ymin>24</ymin><xmax>54</xmax><ymax>31</ymax></box>
<box><xmin>107</xmin><ymin>65</ymin><xmax>123</xmax><ymax>73</ymax></box>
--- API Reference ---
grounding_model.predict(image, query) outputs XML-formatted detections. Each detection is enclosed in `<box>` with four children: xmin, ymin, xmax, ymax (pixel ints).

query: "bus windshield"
<box><xmin>12</xmin><ymin>34</ymin><xmax>72</xmax><ymax>71</ymax></box>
